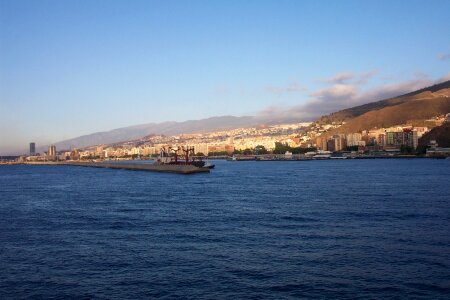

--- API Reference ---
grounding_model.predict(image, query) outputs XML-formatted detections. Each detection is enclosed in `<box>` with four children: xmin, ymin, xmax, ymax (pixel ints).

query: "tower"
<box><xmin>30</xmin><ymin>142</ymin><xmax>36</xmax><ymax>156</ymax></box>
<box><xmin>48</xmin><ymin>145</ymin><xmax>56</xmax><ymax>160</ymax></box>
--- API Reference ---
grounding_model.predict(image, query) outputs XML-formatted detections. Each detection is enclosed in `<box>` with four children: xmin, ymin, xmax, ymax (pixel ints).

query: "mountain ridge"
<box><xmin>40</xmin><ymin>80</ymin><xmax>450</xmax><ymax>153</ymax></box>
<box><xmin>40</xmin><ymin>115</ymin><xmax>258</xmax><ymax>152</ymax></box>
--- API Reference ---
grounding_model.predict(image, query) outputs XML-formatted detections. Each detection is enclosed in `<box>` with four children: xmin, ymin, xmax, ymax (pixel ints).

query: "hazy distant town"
<box><xmin>4</xmin><ymin>112</ymin><xmax>450</xmax><ymax>164</ymax></box>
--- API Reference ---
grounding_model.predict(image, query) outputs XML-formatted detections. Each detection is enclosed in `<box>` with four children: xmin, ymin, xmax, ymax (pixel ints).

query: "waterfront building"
<box><xmin>95</xmin><ymin>146</ymin><xmax>104</xmax><ymax>156</ymax></box>
<box><xmin>142</xmin><ymin>146</ymin><xmax>158</xmax><ymax>156</ymax></box>
<box><xmin>386</xmin><ymin>129</ymin><xmax>418</xmax><ymax>149</ymax></box>
<box><xmin>207</xmin><ymin>144</ymin><xmax>234</xmax><ymax>154</ymax></box>
<box><xmin>346</xmin><ymin>133</ymin><xmax>363</xmax><ymax>147</ymax></box>
<box><xmin>193</xmin><ymin>143</ymin><xmax>208</xmax><ymax>155</ymax></box>
<box><xmin>386</xmin><ymin>132</ymin><xmax>402</xmax><ymax>147</ymax></box>
<box><xmin>402</xmin><ymin>129</ymin><xmax>418</xmax><ymax>148</ymax></box>
<box><xmin>70</xmin><ymin>149</ymin><xmax>80</xmax><ymax>160</ymax></box>
<box><xmin>29</xmin><ymin>142</ymin><xmax>36</xmax><ymax>156</ymax></box>
<box><xmin>326</xmin><ymin>135</ymin><xmax>345</xmax><ymax>152</ymax></box>
<box><xmin>426</xmin><ymin>140</ymin><xmax>450</xmax><ymax>157</ymax></box>
<box><xmin>378</xmin><ymin>134</ymin><xmax>386</xmax><ymax>146</ymax></box>
<box><xmin>326</xmin><ymin>139</ymin><xmax>335</xmax><ymax>152</ymax></box>
<box><xmin>79</xmin><ymin>151</ymin><xmax>91</xmax><ymax>159</ymax></box>
<box><xmin>63</xmin><ymin>151</ymin><xmax>71</xmax><ymax>160</ymax></box>
<box><xmin>48</xmin><ymin>145</ymin><xmax>56</xmax><ymax>161</ymax></box>
<box><xmin>315</xmin><ymin>136</ymin><xmax>328</xmax><ymax>150</ymax></box>
<box><xmin>130</xmin><ymin>147</ymin><xmax>141</xmax><ymax>155</ymax></box>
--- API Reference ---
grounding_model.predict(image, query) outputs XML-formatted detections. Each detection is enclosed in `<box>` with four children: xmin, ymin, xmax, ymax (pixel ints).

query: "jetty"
<box><xmin>61</xmin><ymin>161</ymin><xmax>210</xmax><ymax>174</ymax></box>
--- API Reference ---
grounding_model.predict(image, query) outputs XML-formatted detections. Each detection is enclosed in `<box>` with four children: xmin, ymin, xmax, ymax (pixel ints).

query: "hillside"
<box><xmin>418</xmin><ymin>123</ymin><xmax>450</xmax><ymax>147</ymax></box>
<box><xmin>331</xmin><ymin>91</ymin><xmax>449</xmax><ymax>134</ymax></box>
<box><xmin>44</xmin><ymin>116</ymin><xmax>257</xmax><ymax>151</ymax></box>
<box><xmin>320</xmin><ymin>83</ymin><xmax>450</xmax><ymax>136</ymax></box>
<box><xmin>318</xmin><ymin>80</ymin><xmax>450</xmax><ymax>125</ymax></box>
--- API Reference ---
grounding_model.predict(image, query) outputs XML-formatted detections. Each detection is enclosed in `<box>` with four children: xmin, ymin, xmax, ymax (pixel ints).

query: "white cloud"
<box><xmin>323</xmin><ymin>72</ymin><xmax>354</xmax><ymax>84</ymax></box>
<box><xmin>358</xmin><ymin>77</ymin><xmax>432</xmax><ymax>101</ymax></box>
<box><xmin>311</xmin><ymin>84</ymin><xmax>357</xmax><ymax>100</ymax></box>
<box><xmin>319</xmin><ymin>70</ymin><xmax>377</xmax><ymax>85</ymax></box>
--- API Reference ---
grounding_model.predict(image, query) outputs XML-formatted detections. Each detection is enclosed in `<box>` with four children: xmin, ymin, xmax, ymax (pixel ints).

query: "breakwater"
<box><xmin>18</xmin><ymin>161</ymin><xmax>210</xmax><ymax>174</ymax></box>
<box><xmin>68</xmin><ymin>162</ymin><xmax>210</xmax><ymax>174</ymax></box>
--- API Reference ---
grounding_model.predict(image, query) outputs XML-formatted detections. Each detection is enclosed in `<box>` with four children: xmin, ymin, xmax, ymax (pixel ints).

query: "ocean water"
<box><xmin>1</xmin><ymin>159</ymin><xmax>449</xmax><ymax>299</ymax></box>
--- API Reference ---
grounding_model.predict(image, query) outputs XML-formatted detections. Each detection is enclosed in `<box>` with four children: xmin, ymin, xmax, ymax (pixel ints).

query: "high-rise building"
<box><xmin>48</xmin><ymin>145</ymin><xmax>57</xmax><ymax>160</ymax></box>
<box><xmin>29</xmin><ymin>142</ymin><xmax>36</xmax><ymax>156</ymax></box>
<box><xmin>386</xmin><ymin>130</ymin><xmax>418</xmax><ymax>149</ymax></box>
<box><xmin>346</xmin><ymin>133</ymin><xmax>363</xmax><ymax>147</ymax></box>
<box><xmin>386</xmin><ymin>132</ymin><xmax>402</xmax><ymax>147</ymax></box>
<box><xmin>316</xmin><ymin>136</ymin><xmax>328</xmax><ymax>150</ymax></box>
<box><xmin>326</xmin><ymin>135</ymin><xmax>344</xmax><ymax>152</ymax></box>
<box><xmin>402</xmin><ymin>129</ymin><xmax>418</xmax><ymax>149</ymax></box>
<box><xmin>327</xmin><ymin>139</ymin><xmax>336</xmax><ymax>152</ymax></box>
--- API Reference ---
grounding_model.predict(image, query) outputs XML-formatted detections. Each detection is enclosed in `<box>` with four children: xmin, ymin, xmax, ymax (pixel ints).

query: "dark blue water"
<box><xmin>1</xmin><ymin>159</ymin><xmax>450</xmax><ymax>299</ymax></box>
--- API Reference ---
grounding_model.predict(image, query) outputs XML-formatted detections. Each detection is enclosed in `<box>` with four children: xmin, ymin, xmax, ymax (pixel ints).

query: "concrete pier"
<box><xmin>20</xmin><ymin>161</ymin><xmax>210</xmax><ymax>174</ymax></box>
<box><xmin>65</xmin><ymin>162</ymin><xmax>210</xmax><ymax>174</ymax></box>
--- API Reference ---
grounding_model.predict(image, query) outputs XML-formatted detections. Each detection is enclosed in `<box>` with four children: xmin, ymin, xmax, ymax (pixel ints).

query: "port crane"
<box><xmin>157</xmin><ymin>145</ymin><xmax>206</xmax><ymax>167</ymax></box>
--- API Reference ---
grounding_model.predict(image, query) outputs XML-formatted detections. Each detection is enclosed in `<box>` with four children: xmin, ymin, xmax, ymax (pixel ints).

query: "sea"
<box><xmin>1</xmin><ymin>159</ymin><xmax>449</xmax><ymax>299</ymax></box>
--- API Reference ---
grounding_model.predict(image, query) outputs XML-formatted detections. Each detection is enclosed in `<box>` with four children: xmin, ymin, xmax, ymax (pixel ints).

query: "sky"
<box><xmin>1</xmin><ymin>0</ymin><xmax>449</xmax><ymax>154</ymax></box>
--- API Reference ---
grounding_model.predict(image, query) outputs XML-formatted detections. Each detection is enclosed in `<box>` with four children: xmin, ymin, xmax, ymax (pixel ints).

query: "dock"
<box><xmin>19</xmin><ymin>161</ymin><xmax>210</xmax><ymax>174</ymax></box>
<box><xmin>66</xmin><ymin>162</ymin><xmax>210</xmax><ymax>174</ymax></box>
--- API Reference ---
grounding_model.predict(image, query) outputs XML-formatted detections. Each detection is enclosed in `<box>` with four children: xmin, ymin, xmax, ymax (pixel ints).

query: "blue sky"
<box><xmin>1</xmin><ymin>0</ymin><xmax>449</xmax><ymax>154</ymax></box>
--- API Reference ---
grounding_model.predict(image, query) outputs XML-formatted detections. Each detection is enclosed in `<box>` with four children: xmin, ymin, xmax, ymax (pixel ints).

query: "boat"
<box><xmin>229</xmin><ymin>155</ymin><xmax>256</xmax><ymax>161</ymax></box>
<box><xmin>312</xmin><ymin>150</ymin><xmax>332</xmax><ymax>160</ymax></box>
<box><xmin>204</xmin><ymin>162</ymin><xmax>215</xmax><ymax>169</ymax></box>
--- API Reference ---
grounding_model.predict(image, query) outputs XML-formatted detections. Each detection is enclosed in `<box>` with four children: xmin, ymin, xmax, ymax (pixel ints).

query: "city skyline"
<box><xmin>1</xmin><ymin>0</ymin><xmax>450</xmax><ymax>154</ymax></box>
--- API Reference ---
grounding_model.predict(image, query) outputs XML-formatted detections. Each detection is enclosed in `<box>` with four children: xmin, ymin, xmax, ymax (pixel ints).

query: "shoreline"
<box><xmin>1</xmin><ymin>155</ymin><xmax>448</xmax><ymax>167</ymax></box>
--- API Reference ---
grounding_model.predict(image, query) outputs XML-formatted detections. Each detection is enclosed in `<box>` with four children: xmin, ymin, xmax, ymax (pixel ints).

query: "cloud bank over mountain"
<box><xmin>258</xmin><ymin>71</ymin><xmax>450</xmax><ymax>122</ymax></box>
